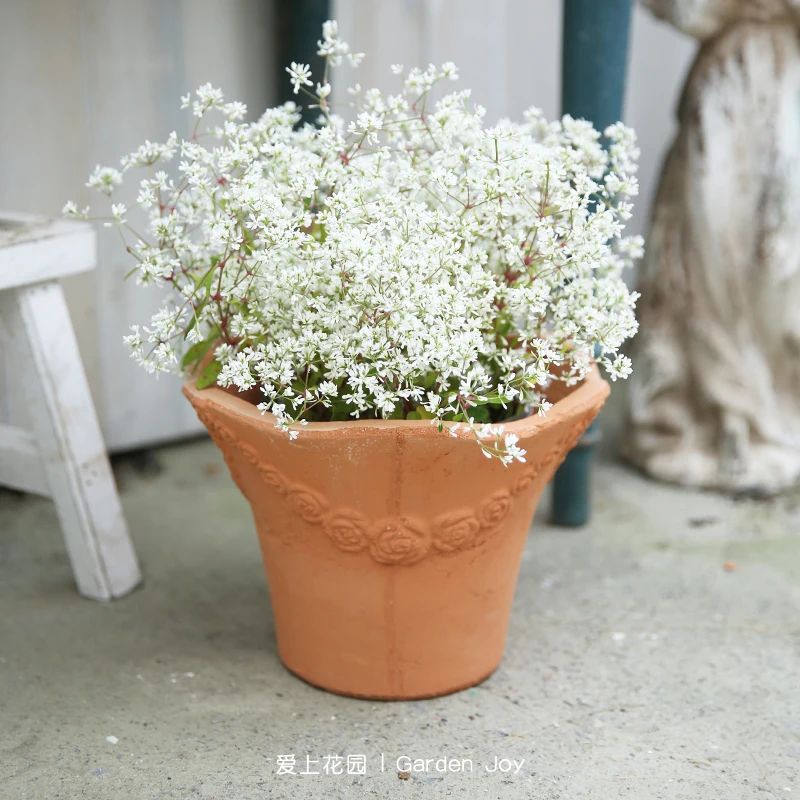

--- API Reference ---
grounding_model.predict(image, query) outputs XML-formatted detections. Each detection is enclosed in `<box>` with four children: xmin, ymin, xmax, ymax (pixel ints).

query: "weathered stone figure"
<box><xmin>625</xmin><ymin>0</ymin><xmax>800</xmax><ymax>493</ymax></box>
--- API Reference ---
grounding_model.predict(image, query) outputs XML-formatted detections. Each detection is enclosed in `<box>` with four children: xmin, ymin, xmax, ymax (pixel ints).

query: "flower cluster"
<box><xmin>68</xmin><ymin>20</ymin><xmax>641</xmax><ymax>464</ymax></box>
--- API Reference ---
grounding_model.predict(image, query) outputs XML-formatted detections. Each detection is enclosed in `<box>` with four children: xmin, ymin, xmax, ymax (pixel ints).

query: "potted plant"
<box><xmin>68</xmin><ymin>20</ymin><xmax>641</xmax><ymax>699</ymax></box>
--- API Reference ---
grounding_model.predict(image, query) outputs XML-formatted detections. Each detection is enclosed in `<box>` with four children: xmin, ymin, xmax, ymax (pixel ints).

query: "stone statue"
<box><xmin>624</xmin><ymin>0</ymin><xmax>800</xmax><ymax>494</ymax></box>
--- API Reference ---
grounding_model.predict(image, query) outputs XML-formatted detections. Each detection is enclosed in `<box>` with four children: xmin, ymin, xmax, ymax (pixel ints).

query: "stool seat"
<box><xmin>0</xmin><ymin>211</ymin><xmax>141</xmax><ymax>600</ymax></box>
<box><xmin>0</xmin><ymin>213</ymin><xmax>95</xmax><ymax>290</ymax></box>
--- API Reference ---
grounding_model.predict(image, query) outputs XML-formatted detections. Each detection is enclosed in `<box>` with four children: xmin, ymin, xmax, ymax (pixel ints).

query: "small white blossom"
<box><xmin>62</xmin><ymin>201</ymin><xmax>90</xmax><ymax>220</ymax></box>
<box><xmin>441</xmin><ymin>61</ymin><xmax>459</xmax><ymax>80</ymax></box>
<box><xmin>604</xmin><ymin>354</ymin><xmax>633</xmax><ymax>382</ymax></box>
<box><xmin>317</xmin><ymin>19</ymin><xmax>350</xmax><ymax>66</ymax></box>
<box><xmin>192</xmin><ymin>83</ymin><xmax>224</xmax><ymax>118</ymax></box>
<box><xmin>224</xmin><ymin>101</ymin><xmax>247</xmax><ymax>121</ymax></box>
<box><xmin>286</xmin><ymin>62</ymin><xmax>313</xmax><ymax>95</ymax></box>
<box><xmin>123</xmin><ymin>325</ymin><xmax>143</xmax><ymax>351</ymax></box>
<box><xmin>121</xmin><ymin>133</ymin><xmax>178</xmax><ymax>170</ymax></box>
<box><xmin>86</xmin><ymin>164</ymin><xmax>122</xmax><ymax>196</ymax></box>
<box><xmin>503</xmin><ymin>433</ymin><xmax>527</xmax><ymax>464</ymax></box>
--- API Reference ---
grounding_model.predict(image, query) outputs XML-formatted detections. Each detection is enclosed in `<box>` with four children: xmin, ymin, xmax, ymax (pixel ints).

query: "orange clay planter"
<box><xmin>183</xmin><ymin>368</ymin><xmax>609</xmax><ymax>699</ymax></box>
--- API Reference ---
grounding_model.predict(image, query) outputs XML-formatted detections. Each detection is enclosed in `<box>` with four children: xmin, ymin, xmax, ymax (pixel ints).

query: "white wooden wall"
<box><xmin>0</xmin><ymin>0</ymin><xmax>693</xmax><ymax>451</ymax></box>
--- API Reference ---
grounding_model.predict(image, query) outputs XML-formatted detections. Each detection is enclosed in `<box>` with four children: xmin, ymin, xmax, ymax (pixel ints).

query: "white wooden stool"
<box><xmin>0</xmin><ymin>212</ymin><xmax>141</xmax><ymax>600</ymax></box>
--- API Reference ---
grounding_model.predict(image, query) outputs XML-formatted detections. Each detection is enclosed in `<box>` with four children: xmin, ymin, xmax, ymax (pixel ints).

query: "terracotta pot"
<box><xmin>183</xmin><ymin>368</ymin><xmax>609</xmax><ymax>699</ymax></box>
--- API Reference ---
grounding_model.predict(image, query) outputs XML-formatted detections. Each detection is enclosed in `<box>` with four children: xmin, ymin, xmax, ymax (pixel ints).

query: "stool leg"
<box><xmin>1</xmin><ymin>281</ymin><xmax>141</xmax><ymax>599</ymax></box>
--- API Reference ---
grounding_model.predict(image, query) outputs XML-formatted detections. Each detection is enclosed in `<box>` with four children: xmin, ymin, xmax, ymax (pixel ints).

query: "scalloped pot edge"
<box><xmin>182</xmin><ymin>368</ymin><xmax>609</xmax><ymax>566</ymax></box>
<box><xmin>184</xmin><ymin>365</ymin><xmax>608</xmax><ymax>441</ymax></box>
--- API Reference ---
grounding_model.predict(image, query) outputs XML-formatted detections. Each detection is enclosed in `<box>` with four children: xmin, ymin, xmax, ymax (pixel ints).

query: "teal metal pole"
<box><xmin>276</xmin><ymin>0</ymin><xmax>332</xmax><ymax>125</ymax></box>
<box><xmin>552</xmin><ymin>0</ymin><xmax>633</xmax><ymax>527</ymax></box>
<box><xmin>561</xmin><ymin>0</ymin><xmax>634</xmax><ymax>131</ymax></box>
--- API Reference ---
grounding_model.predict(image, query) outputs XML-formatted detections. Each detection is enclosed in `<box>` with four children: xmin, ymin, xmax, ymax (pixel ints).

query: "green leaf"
<box><xmin>184</xmin><ymin>314</ymin><xmax>198</xmax><ymax>338</ymax></box>
<box><xmin>414</xmin><ymin>405</ymin><xmax>436</xmax><ymax>420</ymax></box>
<box><xmin>329</xmin><ymin>400</ymin><xmax>352</xmax><ymax>421</ymax></box>
<box><xmin>496</xmin><ymin>318</ymin><xmax>512</xmax><ymax>336</ymax></box>
<box><xmin>181</xmin><ymin>331</ymin><xmax>218</xmax><ymax>370</ymax></box>
<box><xmin>195</xmin><ymin>266</ymin><xmax>216</xmax><ymax>296</ymax></box>
<box><xmin>196</xmin><ymin>358</ymin><xmax>222</xmax><ymax>390</ymax></box>
<box><xmin>470</xmin><ymin>406</ymin><xmax>491</xmax><ymax>423</ymax></box>
<box><xmin>406</xmin><ymin>411</ymin><xmax>421</xmax><ymax>420</ymax></box>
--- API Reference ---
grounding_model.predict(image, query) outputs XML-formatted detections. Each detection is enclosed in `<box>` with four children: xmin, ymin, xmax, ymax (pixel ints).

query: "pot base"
<box><xmin>280</xmin><ymin>658</ymin><xmax>500</xmax><ymax>701</ymax></box>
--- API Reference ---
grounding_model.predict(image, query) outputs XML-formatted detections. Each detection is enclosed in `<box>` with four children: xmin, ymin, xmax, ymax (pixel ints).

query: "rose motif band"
<box><xmin>192</xmin><ymin>401</ymin><xmax>598</xmax><ymax>565</ymax></box>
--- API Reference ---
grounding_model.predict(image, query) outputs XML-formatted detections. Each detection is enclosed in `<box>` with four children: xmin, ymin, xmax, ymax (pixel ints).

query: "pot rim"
<box><xmin>183</xmin><ymin>365</ymin><xmax>610</xmax><ymax>443</ymax></box>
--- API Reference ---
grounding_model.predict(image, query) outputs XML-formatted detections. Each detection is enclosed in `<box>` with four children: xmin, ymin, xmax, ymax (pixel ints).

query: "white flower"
<box><xmin>86</xmin><ymin>164</ymin><xmax>122</xmax><ymax>196</ymax></box>
<box><xmin>537</xmin><ymin>400</ymin><xmax>553</xmax><ymax>416</ymax></box>
<box><xmin>62</xmin><ymin>201</ymin><xmax>90</xmax><ymax>220</ymax></box>
<box><xmin>319</xmin><ymin>381</ymin><xmax>338</xmax><ymax>397</ymax></box>
<box><xmin>186</xmin><ymin>326</ymin><xmax>202</xmax><ymax>343</ymax></box>
<box><xmin>194</xmin><ymin>83</ymin><xmax>224</xmax><ymax>115</ymax></box>
<box><xmin>317</xmin><ymin>19</ymin><xmax>350</xmax><ymax>65</ymax></box>
<box><xmin>604</xmin><ymin>354</ymin><xmax>633</xmax><ymax>381</ymax></box>
<box><xmin>120</xmin><ymin>133</ymin><xmax>177</xmax><ymax>170</ymax></box>
<box><xmin>71</xmin><ymin>20</ymin><xmax>640</xmax><ymax>464</ymax></box>
<box><xmin>123</xmin><ymin>325</ymin><xmax>143</xmax><ymax>351</ymax></box>
<box><xmin>224</xmin><ymin>101</ymin><xmax>247</xmax><ymax>121</ymax></box>
<box><xmin>503</xmin><ymin>433</ymin><xmax>526</xmax><ymax>464</ymax></box>
<box><xmin>441</xmin><ymin>61</ymin><xmax>459</xmax><ymax>80</ymax></box>
<box><xmin>286</xmin><ymin>62</ymin><xmax>312</xmax><ymax>95</ymax></box>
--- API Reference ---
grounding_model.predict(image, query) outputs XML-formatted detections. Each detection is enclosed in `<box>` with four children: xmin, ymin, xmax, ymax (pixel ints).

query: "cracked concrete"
<box><xmin>1</xmin><ymin>411</ymin><xmax>799</xmax><ymax>799</ymax></box>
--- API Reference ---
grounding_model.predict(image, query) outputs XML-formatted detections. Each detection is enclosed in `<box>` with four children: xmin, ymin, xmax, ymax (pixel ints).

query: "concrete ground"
<box><xmin>1</xmin><ymin>427</ymin><xmax>799</xmax><ymax>799</ymax></box>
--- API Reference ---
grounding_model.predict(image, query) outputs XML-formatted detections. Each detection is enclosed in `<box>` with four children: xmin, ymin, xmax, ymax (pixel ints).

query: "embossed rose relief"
<box><xmin>432</xmin><ymin>510</ymin><xmax>481</xmax><ymax>553</ymax></box>
<box><xmin>322</xmin><ymin>510</ymin><xmax>370</xmax><ymax>553</ymax></box>
<box><xmin>369</xmin><ymin>518</ymin><xmax>430</xmax><ymax>565</ymax></box>
<box><xmin>197</xmin><ymin>411</ymin><xmax>576</xmax><ymax>565</ymax></box>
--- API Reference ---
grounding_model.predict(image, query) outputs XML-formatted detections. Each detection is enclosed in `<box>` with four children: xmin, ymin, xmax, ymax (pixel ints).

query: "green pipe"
<box><xmin>561</xmin><ymin>0</ymin><xmax>634</xmax><ymax>131</ymax></box>
<box><xmin>552</xmin><ymin>0</ymin><xmax>633</xmax><ymax>527</ymax></box>
<box><xmin>276</xmin><ymin>0</ymin><xmax>332</xmax><ymax>125</ymax></box>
